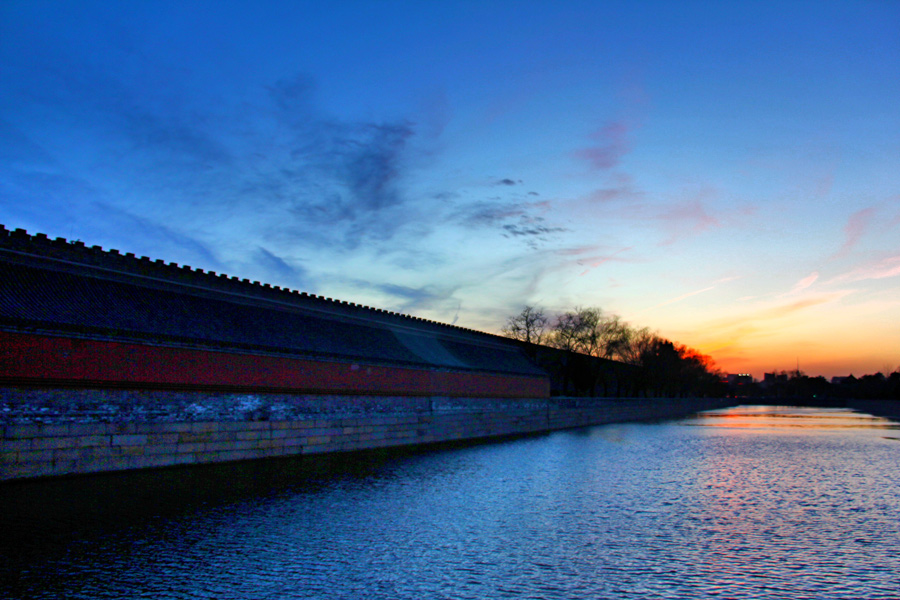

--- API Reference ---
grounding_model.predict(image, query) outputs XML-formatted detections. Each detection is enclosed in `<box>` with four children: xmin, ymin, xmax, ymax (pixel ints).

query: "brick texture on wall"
<box><xmin>1</xmin><ymin>387</ymin><xmax>732</xmax><ymax>481</ymax></box>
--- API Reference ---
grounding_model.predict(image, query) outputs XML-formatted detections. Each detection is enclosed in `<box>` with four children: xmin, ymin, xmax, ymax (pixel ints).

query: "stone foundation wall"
<box><xmin>1</xmin><ymin>387</ymin><xmax>731</xmax><ymax>481</ymax></box>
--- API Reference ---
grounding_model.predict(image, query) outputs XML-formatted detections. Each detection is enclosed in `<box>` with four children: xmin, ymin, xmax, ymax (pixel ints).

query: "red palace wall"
<box><xmin>0</xmin><ymin>331</ymin><xmax>550</xmax><ymax>398</ymax></box>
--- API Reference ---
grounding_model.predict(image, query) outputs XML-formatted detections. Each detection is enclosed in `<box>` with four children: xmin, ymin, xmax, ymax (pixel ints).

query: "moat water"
<box><xmin>2</xmin><ymin>405</ymin><xmax>899</xmax><ymax>599</ymax></box>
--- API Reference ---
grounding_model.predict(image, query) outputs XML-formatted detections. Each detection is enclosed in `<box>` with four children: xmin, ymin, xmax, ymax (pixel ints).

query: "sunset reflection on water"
<box><xmin>677</xmin><ymin>404</ymin><xmax>900</xmax><ymax>598</ymax></box>
<box><xmin>689</xmin><ymin>404</ymin><xmax>900</xmax><ymax>431</ymax></box>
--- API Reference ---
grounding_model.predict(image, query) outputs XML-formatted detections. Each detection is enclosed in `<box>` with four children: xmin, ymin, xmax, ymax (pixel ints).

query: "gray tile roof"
<box><xmin>0</xmin><ymin>226</ymin><xmax>545</xmax><ymax>378</ymax></box>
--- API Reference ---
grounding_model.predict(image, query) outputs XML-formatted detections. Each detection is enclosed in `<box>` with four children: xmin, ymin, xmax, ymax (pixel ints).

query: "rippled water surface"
<box><xmin>3</xmin><ymin>405</ymin><xmax>900</xmax><ymax>599</ymax></box>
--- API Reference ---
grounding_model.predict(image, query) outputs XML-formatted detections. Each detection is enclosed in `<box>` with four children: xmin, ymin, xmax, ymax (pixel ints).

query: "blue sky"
<box><xmin>2</xmin><ymin>0</ymin><xmax>898</xmax><ymax>378</ymax></box>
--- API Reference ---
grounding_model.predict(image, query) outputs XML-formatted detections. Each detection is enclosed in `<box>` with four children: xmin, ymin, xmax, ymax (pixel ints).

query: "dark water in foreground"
<box><xmin>2</xmin><ymin>405</ymin><xmax>900</xmax><ymax>599</ymax></box>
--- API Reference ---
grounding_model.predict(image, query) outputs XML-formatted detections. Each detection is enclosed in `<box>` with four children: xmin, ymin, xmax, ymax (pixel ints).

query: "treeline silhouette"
<box><xmin>501</xmin><ymin>306</ymin><xmax>899</xmax><ymax>401</ymax></box>
<box><xmin>501</xmin><ymin>306</ymin><xmax>725</xmax><ymax>398</ymax></box>
<box><xmin>735</xmin><ymin>370</ymin><xmax>900</xmax><ymax>401</ymax></box>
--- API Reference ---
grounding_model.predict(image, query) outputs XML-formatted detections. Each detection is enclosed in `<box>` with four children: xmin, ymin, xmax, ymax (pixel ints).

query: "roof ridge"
<box><xmin>0</xmin><ymin>224</ymin><xmax>494</xmax><ymax>339</ymax></box>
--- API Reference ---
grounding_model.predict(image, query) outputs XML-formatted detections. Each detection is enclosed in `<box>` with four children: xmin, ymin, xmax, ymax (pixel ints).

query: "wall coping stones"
<box><xmin>0</xmin><ymin>224</ymin><xmax>498</xmax><ymax>340</ymax></box>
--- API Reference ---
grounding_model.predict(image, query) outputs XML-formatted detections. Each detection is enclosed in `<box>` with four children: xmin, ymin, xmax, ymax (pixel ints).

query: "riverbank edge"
<box><xmin>1</xmin><ymin>389</ymin><xmax>734</xmax><ymax>482</ymax></box>
<box><xmin>847</xmin><ymin>399</ymin><xmax>900</xmax><ymax>420</ymax></box>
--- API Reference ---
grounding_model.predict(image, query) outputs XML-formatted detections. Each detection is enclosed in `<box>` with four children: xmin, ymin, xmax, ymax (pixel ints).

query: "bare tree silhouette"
<box><xmin>501</xmin><ymin>305</ymin><xmax>549</xmax><ymax>345</ymax></box>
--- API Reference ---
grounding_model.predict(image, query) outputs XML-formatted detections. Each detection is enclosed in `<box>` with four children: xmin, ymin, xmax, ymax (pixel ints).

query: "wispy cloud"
<box><xmin>454</xmin><ymin>199</ymin><xmax>565</xmax><ymax>249</ymax></box>
<box><xmin>554</xmin><ymin>244</ymin><xmax>632</xmax><ymax>266</ymax></box>
<box><xmin>655</xmin><ymin>286</ymin><xmax>716</xmax><ymax>308</ymax></box>
<box><xmin>643</xmin><ymin>276</ymin><xmax>739</xmax><ymax>311</ymax></box>
<box><xmin>786</xmin><ymin>272</ymin><xmax>819</xmax><ymax>295</ymax></box>
<box><xmin>3</xmin><ymin>53</ymin><xmax>435</xmax><ymax>258</ymax></box>
<box><xmin>574</xmin><ymin>121</ymin><xmax>631</xmax><ymax>170</ymax></box>
<box><xmin>472</xmin><ymin>244</ymin><xmax>633</xmax><ymax>314</ymax></box>
<box><xmin>0</xmin><ymin>119</ymin><xmax>57</xmax><ymax>167</ymax></box>
<box><xmin>833</xmin><ymin>207</ymin><xmax>876</xmax><ymax>258</ymax></box>
<box><xmin>372</xmin><ymin>282</ymin><xmax>461</xmax><ymax>314</ymax></box>
<box><xmin>501</xmin><ymin>222</ymin><xmax>567</xmax><ymax>245</ymax></box>
<box><xmin>760</xmin><ymin>296</ymin><xmax>846</xmax><ymax>319</ymax></box>
<box><xmin>92</xmin><ymin>202</ymin><xmax>225</xmax><ymax>271</ymax></box>
<box><xmin>691</xmin><ymin>291</ymin><xmax>853</xmax><ymax>355</ymax></box>
<box><xmin>657</xmin><ymin>199</ymin><xmax>721</xmax><ymax>246</ymax></box>
<box><xmin>459</xmin><ymin>202</ymin><xmax>531</xmax><ymax>227</ymax></box>
<box><xmin>830</xmin><ymin>255</ymin><xmax>900</xmax><ymax>283</ymax></box>
<box><xmin>255</xmin><ymin>75</ymin><xmax>421</xmax><ymax>249</ymax></box>
<box><xmin>576</xmin><ymin>182</ymin><xmax>727</xmax><ymax>248</ymax></box>
<box><xmin>889</xmin><ymin>197</ymin><xmax>900</xmax><ymax>227</ymax></box>
<box><xmin>255</xmin><ymin>247</ymin><xmax>309</xmax><ymax>289</ymax></box>
<box><xmin>587</xmin><ymin>173</ymin><xmax>643</xmax><ymax>204</ymax></box>
<box><xmin>574</xmin><ymin>247</ymin><xmax>632</xmax><ymax>276</ymax></box>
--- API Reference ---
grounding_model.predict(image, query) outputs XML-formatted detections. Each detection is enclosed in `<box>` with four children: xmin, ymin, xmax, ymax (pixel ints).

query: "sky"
<box><xmin>1</xmin><ymin>1</ymin><xmax>899</xmax><ymax>379</ymax></box>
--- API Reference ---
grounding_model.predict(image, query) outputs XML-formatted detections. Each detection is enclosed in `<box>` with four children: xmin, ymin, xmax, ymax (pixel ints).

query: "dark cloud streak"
<box><xmin>92</xmin><ymin>202</ymin><xmax>225</xmax><ymax>271</ymax></box>
<box><xmin>255</xmin><ymin>247</ymin><xmax>309</xmax><ymax>288</ymax></box>
<box><xmin>455</xmin><ymin>199</ymin><xmax>566</xmax><ymax>249</ymax></box>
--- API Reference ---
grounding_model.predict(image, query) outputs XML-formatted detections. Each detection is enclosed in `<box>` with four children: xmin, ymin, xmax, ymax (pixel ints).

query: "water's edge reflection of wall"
<box><xmin>0</xmin><ymin>390</ymin><xmax>733</xmax><ymax>482</ymax></box>
<box><xmin>847</xmin><ymin>399</ymin><xmax>900</xmax><ymax>421</ymax></box>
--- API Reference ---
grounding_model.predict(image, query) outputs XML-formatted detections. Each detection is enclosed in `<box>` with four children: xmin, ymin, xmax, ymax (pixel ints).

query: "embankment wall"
<box><xmin>0</xmin><ymin>388</ymin><xmax>731</xmax><ymax>481</ymax></box>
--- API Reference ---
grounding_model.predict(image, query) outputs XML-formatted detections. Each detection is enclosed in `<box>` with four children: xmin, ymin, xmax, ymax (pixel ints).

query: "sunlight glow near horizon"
<box><xmin>1</xmin><ymin>1</ymin><xmax>898</xmax><ymax>380</ymax></box>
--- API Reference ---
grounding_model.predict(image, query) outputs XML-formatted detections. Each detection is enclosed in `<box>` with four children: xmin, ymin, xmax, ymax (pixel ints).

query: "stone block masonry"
<box><xmin>0</xmin><ymin>387</ymin><xmax>732</xmax><ymax>481</ymax></box>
